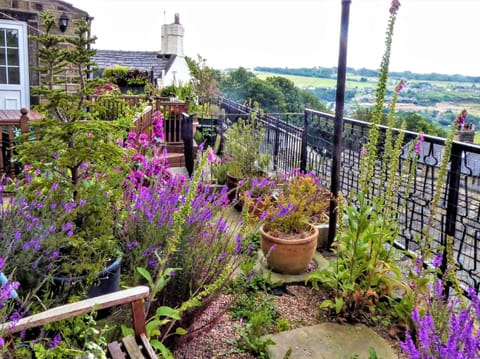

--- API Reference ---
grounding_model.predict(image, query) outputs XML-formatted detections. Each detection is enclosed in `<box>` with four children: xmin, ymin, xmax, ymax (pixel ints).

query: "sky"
<box><xmin>67</xmin><ymin>0</ymin><xmax>480</xmax><ymax>77</ymax></box>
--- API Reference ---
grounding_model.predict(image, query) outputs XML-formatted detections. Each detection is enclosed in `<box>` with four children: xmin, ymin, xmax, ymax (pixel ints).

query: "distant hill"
<box><xmin>255</xmin><ymin>66</ymin><xmax>480</xmax><ymax>84</ymax></box>
<box><xmin>254</xmin><ymin>66</ymin><xmax>480</xmax><ymax>141</ymax></box>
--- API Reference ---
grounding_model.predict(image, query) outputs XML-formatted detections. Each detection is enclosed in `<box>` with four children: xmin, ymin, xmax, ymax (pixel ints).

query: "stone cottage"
<box><xmin>93</xmin><ymin>13</ymin><xmax>192</xmax><ymax>89</ymax></box>
<box><xmin>0</xmin><ymin>0</ymin><xmax>90</xmax><ymax>109</ymax></box>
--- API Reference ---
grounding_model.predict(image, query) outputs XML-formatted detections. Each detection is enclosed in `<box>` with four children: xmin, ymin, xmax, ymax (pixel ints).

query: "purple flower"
<box><xmin>234</xmin><ymin>234</ymin><xmax>242</xmax><ymax>254</ymax></box>
<box><xmin>62</xmin><ymin>221</ymin><xmax>73</xmax><ymax>232</ymax></box>
<box><xmin>218</xmin><ymin>252</ymin><xmax>227</xmax><ymax>262</ymax></box>
<box><xmin>395</xmin><ymin>79</ymin><xmax>405</xmax><ymax>93</ymax></box>
<box><xmin>459</xmin><ymin>110</ymin><xmax>468</xmax><ymax>126</ymax></box>
<box><xmin>432</xmin><ymin>253</ymin><xmax>443</xmax><ymax>268</ymax></box>
<box><xmin>389</xmin><ymin>0</ymin><xmax>401</xmax><ymax>15</ymax></box>
<box><xmin>49</xmin><ymin>333</ymin><xmax>61</xmax><ymax>349</ymax></box>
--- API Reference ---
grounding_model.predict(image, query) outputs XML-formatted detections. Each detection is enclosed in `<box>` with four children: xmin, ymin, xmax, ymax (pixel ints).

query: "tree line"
<box><xmin>255</xmin><ymin>66</ymin><xmax>480</xmax><ymax>83</ymax></box>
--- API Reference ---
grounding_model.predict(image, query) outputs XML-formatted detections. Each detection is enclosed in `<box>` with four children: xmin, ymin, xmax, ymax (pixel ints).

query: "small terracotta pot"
<box><xmin>260</xmin><ymin>224</ymin><xmax>318</xmax><ymax>274</ymax></box>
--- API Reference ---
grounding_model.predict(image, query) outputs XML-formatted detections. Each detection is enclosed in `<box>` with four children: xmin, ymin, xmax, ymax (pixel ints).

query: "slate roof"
<box><xmin>92</xmin><ymin>50</ymin><xmax>176</xmax><ymax>80</ymax></box>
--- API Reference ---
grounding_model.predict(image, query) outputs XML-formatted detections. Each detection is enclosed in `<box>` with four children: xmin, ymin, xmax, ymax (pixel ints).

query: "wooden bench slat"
<box><xmin>108</xmin><ymin>341</ymin><xmax>127</xmax><ymax>359</ymax></box>
<box><xmin>122</xmin><ymin>335</ymin><xmax>145</xmax><ymax>359</ymax></box>
<box><xmin>139</xmin><ymin>333</ymin><xmax>158</xmax><ymax>359</ymax></box>
<box><xmin>0</xmin><ymin>286</ymin><xmax>150</xmax><ymax>335</ymax></box>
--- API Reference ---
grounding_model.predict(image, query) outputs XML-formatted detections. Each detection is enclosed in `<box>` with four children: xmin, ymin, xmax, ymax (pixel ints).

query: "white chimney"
<box><xmin>160</xmin><ymin>13</ymin><xmax>184</xmax><ymax>56</ymax></box>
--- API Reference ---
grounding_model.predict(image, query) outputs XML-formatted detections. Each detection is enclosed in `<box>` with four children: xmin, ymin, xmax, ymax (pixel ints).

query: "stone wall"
<box><xmin>0</xmin><ymin>0</ymin><xmax>90</xmax><ymax>103</ymax></box>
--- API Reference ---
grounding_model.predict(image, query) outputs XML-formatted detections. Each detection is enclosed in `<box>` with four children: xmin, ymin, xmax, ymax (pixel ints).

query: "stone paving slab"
<box><xmin>263</xmin><ymin>322</ymin><xmax>398</xmax><ymax>359</ymax></box>
<box><xmin>255</xmin><ymin>250</ymin><xmax>330</xmax><ymax>284</ymax></box>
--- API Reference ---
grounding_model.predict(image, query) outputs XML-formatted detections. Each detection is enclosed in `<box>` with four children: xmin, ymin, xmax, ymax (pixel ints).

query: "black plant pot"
<box><xmin>226</xmin><ymin>173</ymin><xmax>243</xmax><ymax>211</ymax></box>
<box><xmin>47</xmin><ymin>257</ymin><xmax>122</xmax><ymax>318</ymax></box>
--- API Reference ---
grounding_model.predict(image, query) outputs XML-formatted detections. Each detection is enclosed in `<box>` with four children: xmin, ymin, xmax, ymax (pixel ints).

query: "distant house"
<box><xmin>93</xmin><ymin>13</ymin><xmax>192</xmax><ymax>89</ymax></box>
<box><xmin>0</xmin><ymin>0</ymin><xmax>90</xmax><ymax>109</ymax></box>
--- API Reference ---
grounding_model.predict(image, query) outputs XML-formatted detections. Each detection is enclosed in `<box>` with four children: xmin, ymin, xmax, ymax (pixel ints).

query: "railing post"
<box><xmin>273</xmin><ymin>116</ymin><xmax>280</xmax><ymax>171</ymax></box>
<box><xmin>20</xmin><ymin>108</ymin><xmax>30</xmax><ymax>134</ymax></box>
<box><xmin>300</xmin><ymin>111</ymin><xmax>308</xmax><ymax>173</ymax></box>
<box><xmin>182</xmin><ymin>113</ymin><xmax>194</xmax><ymax>177</ymax></box>
<box><xmin>443</xmin><ymin>142</ymin><xmax>462</xmax><ymax>294</ymax></box>
<box><xmin>328</xmin><ymin>0</ymin><xmax>351</xmax><ymax>247</ymax></box>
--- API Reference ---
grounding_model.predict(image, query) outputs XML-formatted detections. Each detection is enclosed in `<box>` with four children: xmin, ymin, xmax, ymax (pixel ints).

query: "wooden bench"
<box><xmin>0</xmin><ymin>286</ymin><xmax>157</xmax><ymax>359</ymax></box>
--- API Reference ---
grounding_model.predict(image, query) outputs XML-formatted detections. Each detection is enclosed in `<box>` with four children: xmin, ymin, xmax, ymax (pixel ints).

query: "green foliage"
<box><xmin>219</xmin><ymin>67</ymin><xmax>328</xmax><ymax>114</ymax></box>
<box><xmin>15</xmin><ymin>12</ymin><xmax>131</xmax><ymax>280</ymax></box>
<box><xmin>309</xmin><ymin>193</ymin><xmax>406</xmax><ymax>322</ymax></box>
<box><xmin>186</xmin><ymin>55</ymin><xmax>220</xmax><ymax>100</ymax></box>
<box><xmin>224</xmin><ymin>115</ymin><xmax>270</xmax><ymax>179</ymax></box>
<box><xmin>103</xmin><ymin>65</ymin><xmax>149</xmax><ymax>87</ymax></box>
<box><xmin>231</xmin><ymin>294</ymin><xmax>277</xmax><ymax>358</ymax></box>
<box><xmin>263</xmin><ymin>172</ymin><xmax>330</xmax><ymax>236</ymax></box>
<box><xmin>308</xmin><ymin>3</ymin><xmax>409</xmax><ymax>325</ymax></box>
<box><xmin>31</xmin><ymin>311</ymin><xmax>110</xmax><ymax>359</ymax></box>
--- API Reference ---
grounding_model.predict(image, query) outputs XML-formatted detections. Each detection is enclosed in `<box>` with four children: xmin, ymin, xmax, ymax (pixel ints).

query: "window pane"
<box><xmin>6</xmin><ymin>29</ymin><xmax>18</xmax><ymax>47</ymax></box>
<box><xmin>0</xmin><ymin>48</ymin><xmax>5</xmax><ymax>66</ymax></box>
<box><xmin>8</xmin><ymin>67</ymin><xmax>19</xmax><ymax>84</ymax></box>
<box><xmin>7</xmin><ymin>48</ymin><xmax>18</xmax><ymax>66</ymax></box>
<box><xmin>0</xmin><ymin>67</ymin><xmax>6</xmax><ymax>84</ymax></box>
<box><xmin>0</xmin><ymin>30</ymin><xmax>5</xmax><ymax>47</ymax></box>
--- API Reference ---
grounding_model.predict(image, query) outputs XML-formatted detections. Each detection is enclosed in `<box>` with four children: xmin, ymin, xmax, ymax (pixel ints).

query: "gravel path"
<box><xmin>173</xmin><ymin>286</ymin><xmax>326</xmax><ymax>359</ymax></box>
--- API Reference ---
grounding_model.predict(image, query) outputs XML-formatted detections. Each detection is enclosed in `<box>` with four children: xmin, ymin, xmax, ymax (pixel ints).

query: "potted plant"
<box><xmin>102</xmin><ymin>65</ymin><xmax>150</xmax><ymax>93</ymax></box>
<box><xmin>223</xmin><ymin>114</ymin><xmax>270</xmax><ymax>204</ymax></box>
<box><xmin>12</xmin><ymin>13</ymin><xmax>127</xmax><ymax>302</ymax></box>
<box><xmin>259</xmin><ymin>171</ymin><xmax>329</xmax><ymax>274</ymax></box>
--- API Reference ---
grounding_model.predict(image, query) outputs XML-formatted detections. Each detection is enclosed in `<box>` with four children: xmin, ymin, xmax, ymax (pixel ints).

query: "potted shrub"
<box><xmin>223</xmin><ymin>114</ymin><xmax>270</xmax><ymax>204</ymax></box>
<box><xmin>259</xmin><ymin>171</ymin><xmax>329</xmax><ymax>274</ymax></box>
<box><xmin>12</xmin><ymin>13</ymin><xmax>127</xmax><ymax>302</ymax></box>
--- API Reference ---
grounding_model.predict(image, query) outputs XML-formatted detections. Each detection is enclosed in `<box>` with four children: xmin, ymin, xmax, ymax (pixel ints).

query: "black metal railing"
<box><xmin>217</xmin><ymin>96</ymin><xmax>480</xmax><ymax>292</ymax></box>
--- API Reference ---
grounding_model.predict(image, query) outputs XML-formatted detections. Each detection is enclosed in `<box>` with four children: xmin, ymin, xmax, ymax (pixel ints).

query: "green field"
<box><xmin>254</xmin><ymin>71</ymin><xmax>375</xmax><ymax>89</ymax></box>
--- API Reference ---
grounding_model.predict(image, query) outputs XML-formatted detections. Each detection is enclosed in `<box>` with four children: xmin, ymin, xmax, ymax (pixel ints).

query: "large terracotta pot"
<box><xmin>260</xmin><ymin>224</ymin><xmax>318</xmax><ymax>274</ymax></box>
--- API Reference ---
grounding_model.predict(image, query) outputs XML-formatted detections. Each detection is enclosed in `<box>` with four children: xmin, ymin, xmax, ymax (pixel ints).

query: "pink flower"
<box><xmin>207</xmin><ymin>149</ymin><xmax>215</xmax><ymax>164</ymax></box>
<box><xmin>360</xmin><ymin>146</ymin><xmax>368</xmax><ymax>157</ymax></box>
<box><xmin>395</xmin><ymin>79</ymin><xmax>405</xmax><ymax>94</ymax></box>
<box><xmin>86</xmin><ymin>132</ymin><xmax>93</xmax><ymax>138</ymax></box>
<box><xmin>457</xmin><ymin>109</ymin><xmax>468</xmax><ymax>126</ymax></box>
<box><xmin>415</xmin><ymin>132</ymin><xmax>424</xmax><ymax>154</ymax></box>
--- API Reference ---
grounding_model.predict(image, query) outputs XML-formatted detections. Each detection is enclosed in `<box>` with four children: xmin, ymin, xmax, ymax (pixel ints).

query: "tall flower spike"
<box><xmin>390</xmin><ymin>0</ymin><xmax>401</xmax><ymax>15</ymax></box>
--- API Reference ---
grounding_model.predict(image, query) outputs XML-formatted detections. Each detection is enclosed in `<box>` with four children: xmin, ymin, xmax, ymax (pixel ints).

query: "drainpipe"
<box><xmin>328</xmin><ymin>0</ymin><xmax>351</xmax><ymax>247</ymax></box>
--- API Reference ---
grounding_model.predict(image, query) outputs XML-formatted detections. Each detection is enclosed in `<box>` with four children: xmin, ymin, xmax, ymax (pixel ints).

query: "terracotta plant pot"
<box><xmin>260</xmin><ymin>224</ymin><xmax>318</xmax><ymax>274</ymax></box>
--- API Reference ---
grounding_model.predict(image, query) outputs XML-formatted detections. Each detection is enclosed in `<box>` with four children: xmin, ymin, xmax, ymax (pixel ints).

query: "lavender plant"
<box><xmin>400</xmin><ymin>261</ymin><xmax>480</xmax><ymax>358</ymax></box>
<box><xmin>118</xmin><ymin>112</ymin><xmax>263</xmax><ymax>351</ymax></box>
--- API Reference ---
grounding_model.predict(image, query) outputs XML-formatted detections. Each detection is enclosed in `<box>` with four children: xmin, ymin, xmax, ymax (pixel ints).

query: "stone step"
<box><xmin>263</xmin><ymin>322</ymin><xmax>398</xmax><ymax>359</ymax></box>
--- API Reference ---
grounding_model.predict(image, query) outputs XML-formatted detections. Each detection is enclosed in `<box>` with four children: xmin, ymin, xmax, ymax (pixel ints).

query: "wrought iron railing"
<box><xmin>217</xmin><ymin>96</ymin><xmax>480</xmax><ymax>292</ymax></box>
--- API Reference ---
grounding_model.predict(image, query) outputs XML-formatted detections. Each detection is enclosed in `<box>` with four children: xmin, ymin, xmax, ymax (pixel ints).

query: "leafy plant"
<box><xmin>103</xmin><ymin>65</ymin><xmax>149</xmax><ymax>87</ymax></box>
<box><xmin>15</xmin><ymin>12</ymin><xmax>130</xmax><ymax>282</ymax></box>
<box><xmin>223</xmin><ymin>112</ymin><xmax>270</xmax><ymax>179</ymax></box>
<box><xmin>307</xmin><ymin>0</ymin><xmax>408</xmax><ymax>323</ymax></box>
<box><xmin>118</xmin><ymin>120</ymin><xmax>266</xmax><ymax>351</ymax></box>
<box><xmin>261</xmin><ymin>170</ymin><xmax>329</xmax><ymax>237</ymax></box>
<box><xmin>231</xmin><ymin>294</ymin><xmax>277</xmax><ymax>358</ymax></box>
<box><xmin>31</xmin><ymin>311</ymin><xmax>110</xmax><ymax>359</ymax></box>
